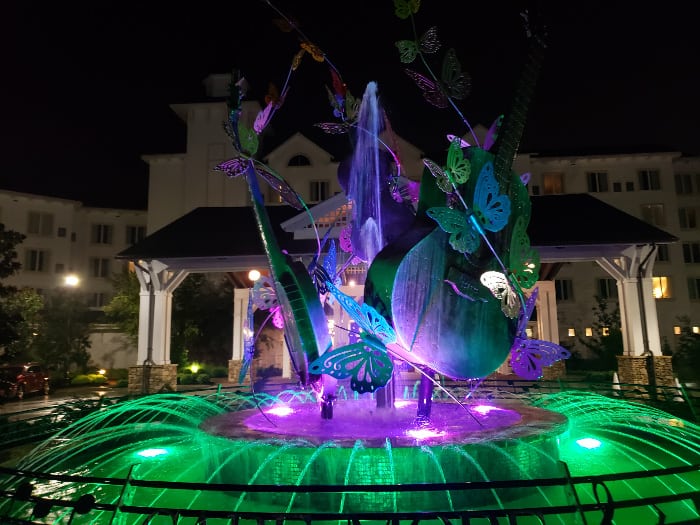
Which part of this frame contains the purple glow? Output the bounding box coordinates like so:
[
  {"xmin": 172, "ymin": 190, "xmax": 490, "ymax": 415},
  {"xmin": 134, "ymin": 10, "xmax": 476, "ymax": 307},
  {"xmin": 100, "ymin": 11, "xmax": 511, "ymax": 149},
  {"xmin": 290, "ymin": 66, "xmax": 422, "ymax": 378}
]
[
  {"xmin": 472, "ymin": 404, "xmax": 504, "ymax": 415},
  {"xmin": 265, "ymin": 405, "xmax": 294, "ymax": 417},
  {"xmin": 394, "ymin": 400, "xmax": 413, "ymax": 408},
  {"xmin": 406, "ymin": 427, "xmax": 446, "ymax": 440}
]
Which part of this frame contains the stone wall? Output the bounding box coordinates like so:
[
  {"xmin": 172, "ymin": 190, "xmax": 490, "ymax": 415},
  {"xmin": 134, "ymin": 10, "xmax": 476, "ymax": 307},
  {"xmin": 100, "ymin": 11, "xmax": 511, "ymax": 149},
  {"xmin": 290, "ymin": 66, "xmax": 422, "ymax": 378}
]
[
  {"xmin": 616, "ymin": 355, "xmax": 676, "ymax": 399},
  {"xmin": 128, "ymin": 364, "xmax": 178, "ymax": 396}
]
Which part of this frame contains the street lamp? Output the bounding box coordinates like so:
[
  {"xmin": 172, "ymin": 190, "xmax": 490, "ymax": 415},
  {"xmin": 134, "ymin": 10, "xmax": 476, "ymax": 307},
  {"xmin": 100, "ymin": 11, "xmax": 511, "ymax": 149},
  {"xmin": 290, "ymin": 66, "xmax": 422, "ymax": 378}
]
[
  {"xmin": 248, "ymin": 269, "xmax": 261, "ymax": 282},
  {"xmin": 64, "ymin": 274, "xmax": 80, "ymax": 287}
]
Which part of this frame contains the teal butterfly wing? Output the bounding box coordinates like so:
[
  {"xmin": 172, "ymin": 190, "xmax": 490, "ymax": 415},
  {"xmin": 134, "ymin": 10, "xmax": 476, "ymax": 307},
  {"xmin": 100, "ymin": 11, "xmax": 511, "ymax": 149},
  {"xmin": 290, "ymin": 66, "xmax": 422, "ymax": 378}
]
[
  {"xmin": 426, "ymin": 206, "xmax": 480, "ymax": 255},
  {"xmin": 472, "ymin": 161, "xmax": 511, "ymax": 233},
  {"xmin": 508, "ymin": 215, "xmax": 540, "ymax": 290},
  {"xmin": 309, "ymin": 280, "xmax": 396, "ymax": 393}
]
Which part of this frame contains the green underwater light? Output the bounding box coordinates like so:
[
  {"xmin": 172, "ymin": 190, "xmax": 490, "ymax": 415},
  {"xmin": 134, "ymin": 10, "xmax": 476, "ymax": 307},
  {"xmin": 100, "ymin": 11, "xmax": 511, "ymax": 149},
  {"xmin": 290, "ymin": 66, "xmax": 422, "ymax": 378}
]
[
  {"xmin": 136, "ymin": 448, "xmax": 169, "ymax": 458},
  {"xmin": 576, "ymin": 437, "xmax": 602, "ymax": 449}
]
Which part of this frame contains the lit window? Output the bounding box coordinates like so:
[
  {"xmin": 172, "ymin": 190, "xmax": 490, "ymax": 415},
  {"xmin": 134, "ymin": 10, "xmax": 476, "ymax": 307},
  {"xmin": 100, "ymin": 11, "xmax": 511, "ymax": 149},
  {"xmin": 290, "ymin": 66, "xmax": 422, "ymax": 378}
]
[
  {"xmin": 542, "ymin": 173, "xmax": 564, "ymax": 194},
  {"xmin": 585, "ymin": 327, "xmax": 593, "ymax": 337},
  {"xmin": 673, "ymin": 326, "xmax": 682, "ymax": 335},
  {"xmin": 602, "ymin": 327, "xmax": 610, "ymax": 336},
  {"xmin": 652, "ymin": 276, "xmax": 671, "ymax": 299},
  {"xmin": 525, "ymin": 328, "xmax": 533, "ymax": 337},
  {"xmin": 568, "ymin": 328, "xmax": 576, "ymax": 337}
]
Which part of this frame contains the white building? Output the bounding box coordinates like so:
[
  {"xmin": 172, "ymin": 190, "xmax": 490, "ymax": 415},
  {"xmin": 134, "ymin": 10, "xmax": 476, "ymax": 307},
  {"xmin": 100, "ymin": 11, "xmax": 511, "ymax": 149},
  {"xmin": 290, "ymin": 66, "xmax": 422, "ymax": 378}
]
[{"xmin": 0, "ymin": 189, "xmax": 146, "ymax": 369}]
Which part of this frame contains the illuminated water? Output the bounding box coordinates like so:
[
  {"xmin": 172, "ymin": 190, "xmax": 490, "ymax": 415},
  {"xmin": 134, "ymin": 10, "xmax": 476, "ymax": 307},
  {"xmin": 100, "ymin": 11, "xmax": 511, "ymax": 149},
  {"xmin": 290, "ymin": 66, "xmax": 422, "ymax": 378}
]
[{"xmin": 1, "ymin": 386, "xmax": 699, "ymax": 524}]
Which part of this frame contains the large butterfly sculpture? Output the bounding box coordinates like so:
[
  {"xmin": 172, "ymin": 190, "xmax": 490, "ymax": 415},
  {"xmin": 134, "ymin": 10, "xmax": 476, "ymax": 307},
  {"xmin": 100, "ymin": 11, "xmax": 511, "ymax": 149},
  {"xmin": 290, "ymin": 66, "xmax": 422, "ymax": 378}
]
[
  {"xmin": 214, "ymin": 156, "xmax": 304, "ymax": 210},
  {"xmin": 404, "ymin": 48, "xmax": 470, "ymax": 109},
  {"xmin": 423, "ymin": 137, "xmax": 471, "ymax": 193},
  {"xmin": 426, "ymin": 160, "xmax": 511, "ymax": 255},
  {"xmin": 509, "ymin": 287, "xmax": 571, "ymax": 380},
  {"xmin": 480, "ymin": 270, "xmax": 521, "ymax": 319},
  {"xmin": 308, "ymin": 280, "xmax": 396, "ymax": 393}
]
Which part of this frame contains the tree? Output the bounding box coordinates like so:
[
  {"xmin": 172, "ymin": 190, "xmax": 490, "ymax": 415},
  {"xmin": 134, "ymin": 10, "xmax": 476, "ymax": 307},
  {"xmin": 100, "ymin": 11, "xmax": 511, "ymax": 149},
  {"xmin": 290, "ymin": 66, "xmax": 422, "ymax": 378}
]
[
  {"xmin": 103, "ymin": 268, "xmax": 141, "ymax": 346},
  {"xmin": 103, "ymin": 270, "xmax": 234, "ymax": 367},
  {"xmin": 33, "ymin": 290, "xmax": 93, "ymax": 376},
  {"xmin": 171, "ymin": 274, "xmax": 233, "ymax": 367},
  {"xmin": 1, "ymin": 288, "xmax": 43, "ymax": 362},
  {"xmin": 576, "ymin": 295, "xmax": 623, "ymax": 370},
  {"xmin": 0, "ymin": 223, "xmax": 27, "ymax": 350}
]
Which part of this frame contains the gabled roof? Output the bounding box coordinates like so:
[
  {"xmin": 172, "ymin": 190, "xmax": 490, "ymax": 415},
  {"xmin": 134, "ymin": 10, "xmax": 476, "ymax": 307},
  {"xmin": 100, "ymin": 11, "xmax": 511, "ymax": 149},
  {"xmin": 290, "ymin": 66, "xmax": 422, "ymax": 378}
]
[{"xmin": 116, "ymin": 194, "xmax": 678, "ymax": 270}]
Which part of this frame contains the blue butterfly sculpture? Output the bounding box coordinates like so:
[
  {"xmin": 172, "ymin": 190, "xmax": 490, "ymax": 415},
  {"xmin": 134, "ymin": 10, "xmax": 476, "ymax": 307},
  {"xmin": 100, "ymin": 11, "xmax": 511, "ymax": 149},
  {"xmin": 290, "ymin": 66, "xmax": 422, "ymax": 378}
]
[
  {"xmin": 426, "ymin": 160, "xmax": 511, "ymax": 255},
  {"xmin": 510, "ymin": 287, "xmax": 571, "ymax": 380},
  {"xmin": 238, "ymin": 293, "xmax": 256, "ymax": 383},
  {"xmin": 308, "ymin": 280, "xmax": 396, "ymax": 393}
]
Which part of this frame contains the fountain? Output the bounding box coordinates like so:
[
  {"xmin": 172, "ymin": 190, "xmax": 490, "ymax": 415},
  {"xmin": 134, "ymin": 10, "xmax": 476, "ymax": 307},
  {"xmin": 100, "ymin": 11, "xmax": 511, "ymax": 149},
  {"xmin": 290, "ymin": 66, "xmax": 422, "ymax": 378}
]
[{"xmin": 1, "ymin": 4, "xmax": 699, "ymax": 524}]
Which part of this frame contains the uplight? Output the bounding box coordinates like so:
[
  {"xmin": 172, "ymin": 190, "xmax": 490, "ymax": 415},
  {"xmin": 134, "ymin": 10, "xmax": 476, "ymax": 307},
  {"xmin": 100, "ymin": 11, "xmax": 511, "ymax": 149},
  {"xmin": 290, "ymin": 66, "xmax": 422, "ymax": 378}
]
[
  {"xmin": 137, "ymin": 448, "xmax": 169, "ymax": 458},
  {"xmin": 576, "ymin": 438, "xmax": 601, "ymax": 449}
]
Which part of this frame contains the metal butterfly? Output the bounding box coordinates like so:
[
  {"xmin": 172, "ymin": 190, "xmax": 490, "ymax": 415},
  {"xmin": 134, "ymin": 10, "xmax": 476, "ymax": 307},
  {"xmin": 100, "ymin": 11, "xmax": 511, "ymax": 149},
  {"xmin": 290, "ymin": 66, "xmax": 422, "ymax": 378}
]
[
  {"xmin": 508, "ymin": 215, "xmax": 540, "ymax": 290},
  {"xmin": 510, "ymin": 287, "xmax": 571, "ymax": 380},
  {"xmin": 480, "ymin": 270, "xmax": 521, "ymax": 319},
  {"xmin": 426, "ymin": 160, "xmax": 511, "ymax": 255},
  {"xmin": 395, "ymin": 26, "xmax": 440, "ymax": 63},
  {"xmin": 393, "ymin": 0, "xmax": 421, "ymax": 19},
  {"xmin": 251, "ymin": 275, "xmax": 284, "ymax": 329},
  {"xmin": 214, "ymin": 156, "xmax": 304, "ymax": 210},
  {"xmin": 308, "ymin": 280, "xmax": 396, "ymax": 393},
  {"xmin": 404, "ymin": 48, "xmax": 469, "ymax": 108},
  {"xmin": 423, "ymin": 136, "xmax": 471, "ymax": 193}
]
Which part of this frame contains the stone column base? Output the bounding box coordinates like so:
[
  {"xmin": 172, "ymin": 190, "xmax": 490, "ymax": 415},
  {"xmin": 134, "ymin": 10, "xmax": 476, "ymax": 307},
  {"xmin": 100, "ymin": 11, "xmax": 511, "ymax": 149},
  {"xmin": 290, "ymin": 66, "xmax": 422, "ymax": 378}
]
[
  {"xmin": 542, "ymin": 360, "xmax": 567, "ymax": 380},
  {"xmin": 228, "ymin": 359, "xmax": 245, "ymax": 385},
  {"xmin": 616, "ymin": 355, "xmax": 675, "ymax": 399},
  {"xmin": 128, "ymin": 364, "xmax": 178, "ymax": 396}
]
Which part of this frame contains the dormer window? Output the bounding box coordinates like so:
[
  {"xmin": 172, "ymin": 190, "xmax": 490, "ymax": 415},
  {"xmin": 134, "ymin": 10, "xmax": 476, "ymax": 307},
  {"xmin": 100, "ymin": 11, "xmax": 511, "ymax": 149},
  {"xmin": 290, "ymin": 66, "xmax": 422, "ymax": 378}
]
[{"xmin": 288, "ymin": 154, "xmax": 311, "ymax": 167}]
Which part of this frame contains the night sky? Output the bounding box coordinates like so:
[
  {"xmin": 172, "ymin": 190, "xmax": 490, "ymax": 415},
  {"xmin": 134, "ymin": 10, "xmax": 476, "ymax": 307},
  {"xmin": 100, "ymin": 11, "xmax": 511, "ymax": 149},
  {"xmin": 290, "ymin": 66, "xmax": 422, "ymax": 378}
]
[{"xmin": 2, "ymin": 1, "xmax": 698, "ymax": 210}]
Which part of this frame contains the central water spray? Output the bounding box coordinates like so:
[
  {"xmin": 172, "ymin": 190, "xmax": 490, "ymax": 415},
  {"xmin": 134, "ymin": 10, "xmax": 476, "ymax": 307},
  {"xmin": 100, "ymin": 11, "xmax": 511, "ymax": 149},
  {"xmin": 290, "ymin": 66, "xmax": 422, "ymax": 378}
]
[{"xmin": 348, "ymin": 81, "xmax": 384, "ymax": 264}]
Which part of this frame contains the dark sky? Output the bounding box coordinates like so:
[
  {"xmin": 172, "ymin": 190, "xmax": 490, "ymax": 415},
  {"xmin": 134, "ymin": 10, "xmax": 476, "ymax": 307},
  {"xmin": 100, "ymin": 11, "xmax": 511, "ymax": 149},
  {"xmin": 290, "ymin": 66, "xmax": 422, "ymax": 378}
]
[{"xmin": 2, "ymin": 1, "xmax": 698, "ymax": 209}]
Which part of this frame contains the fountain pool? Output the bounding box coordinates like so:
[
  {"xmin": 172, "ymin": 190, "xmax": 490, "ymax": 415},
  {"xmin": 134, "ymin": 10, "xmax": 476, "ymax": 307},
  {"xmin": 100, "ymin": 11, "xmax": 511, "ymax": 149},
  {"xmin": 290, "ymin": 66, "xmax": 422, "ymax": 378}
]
[{"xmin": 1, "ymin": 386, "xmax": 699, "ymax": 524}]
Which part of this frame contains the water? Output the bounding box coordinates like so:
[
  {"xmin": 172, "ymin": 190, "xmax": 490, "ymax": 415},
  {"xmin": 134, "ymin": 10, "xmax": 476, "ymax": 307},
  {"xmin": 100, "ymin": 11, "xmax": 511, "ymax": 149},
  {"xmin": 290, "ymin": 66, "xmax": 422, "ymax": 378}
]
[
  {"xmin": 1, "ymin": 387, "xmax": 699, "ymax": 523},
  {"xmin": 348, "ymin": 81, "xmax": 384, "ymax": 264}
]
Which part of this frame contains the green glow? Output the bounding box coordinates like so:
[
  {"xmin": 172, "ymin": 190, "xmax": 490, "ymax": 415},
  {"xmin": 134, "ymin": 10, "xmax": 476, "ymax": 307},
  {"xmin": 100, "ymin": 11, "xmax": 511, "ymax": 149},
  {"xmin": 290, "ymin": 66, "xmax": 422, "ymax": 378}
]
[
  {"xmin": 576, "ymin": 437, "xmax": 601, "ymax": 449},
  {"xmin": 136, "ymin": 448, "xmax": 169, "ymax": 458}
]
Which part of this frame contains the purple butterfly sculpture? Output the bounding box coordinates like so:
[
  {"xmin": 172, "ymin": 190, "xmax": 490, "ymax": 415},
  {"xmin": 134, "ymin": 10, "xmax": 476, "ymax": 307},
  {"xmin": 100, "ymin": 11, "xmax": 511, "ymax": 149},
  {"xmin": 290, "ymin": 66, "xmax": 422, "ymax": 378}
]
[{"xmin": 510, "ymin": 287, "xmax": 571, "ymax": 380}]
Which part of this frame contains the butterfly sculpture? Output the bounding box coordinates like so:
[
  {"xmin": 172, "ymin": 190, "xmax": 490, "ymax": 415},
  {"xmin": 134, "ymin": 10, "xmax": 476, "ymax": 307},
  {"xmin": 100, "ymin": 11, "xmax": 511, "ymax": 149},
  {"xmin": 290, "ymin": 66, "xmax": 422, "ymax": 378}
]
[
  {"xmin": 423, "ymin": 137, "xmax": 471, "ymax": 193},
  {"xmin": 215, "ymin": 156, "xmax": 304, "ymax": 210},
  {"xmin": 251, "ymin": 275, "xmax": 284, "ymax": 330},
  {"xmin": 308, "ymin": 280, "xmax": 396, "ymax": 393},
  {"xmin": 426, "ymin": 160, "xmax": 511, "ymax": 255},
  {"xmin": 393, "ymin": 0, "xmax": 421, "ymax": 19},
  {"xmin": 239, "ymin": 293, "xmax": 256, "ymax": 383},
  {"xmin": 509, "ymin": 287, "xmax": 571, "ymax": 380},
  {"xmin": 480, "ymin": 270, "xmax": 521, "ymax": 319},
  {"xmin": 404, "ymin": 48, "xmax": 470, "ymax": 108},
  {"xmin": 508, "ymin": 215, "xmax": 540, "ymax": 290},
  {"xmin": 395, "ymin": 26, "xmax": 440, "ymax": 63}
]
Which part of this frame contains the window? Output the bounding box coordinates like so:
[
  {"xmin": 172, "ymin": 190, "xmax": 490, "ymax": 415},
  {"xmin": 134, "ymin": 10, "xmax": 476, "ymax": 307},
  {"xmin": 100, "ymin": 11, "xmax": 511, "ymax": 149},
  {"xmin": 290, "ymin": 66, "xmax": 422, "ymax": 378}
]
[
  {"xmin": 602, "ymin": 327, "xmax": 610, "ymax": 336},
  {"xmin": 674, "ymin": 325, "xmax": 682, "ymax": 335},
  {"xmin": 586, "ymin": 171, "xmax": 608, "ymax": 192},
  {"xmin": 91, "ymin": 224, "xmax": 113, "ymax": 244},
  {"xmin": 309, "ymin": 180, "xmax": 330, "ymax": 202},
  {"xmin": 585, "ymin": 327, "xmax": 593, "ymax": 337},
  {"xmin": 567, "ymin": 328, "xmax": 576, "ymax": 337},
  {"xmin": 555, "ymin": 279, "xmax": 574, "ymax": 301},
  {"xmin": 626, "ymin": 181, "xmax": 635, "ymax": 191},
  {"xmin": 596, "ymin": 278, "xmax": 618, "ymax": 299},
  {"xmin": 678, "ymin": 207, "xmax": 698, "ymax": 229},
  {"xmin": 88, "ymin": 293, "xmax": 108, "ymax": 308},
  {"xmin": 641, "ymin": 204, "xmax": 665, "ymax": 226},
  {"xmin": 613, "ymin": 182, "xmax": 622, "ymax": 192},
  {"xmin": 675, "ymin": 173, "xmax": 695, "ymax": 194},
  {"xmin": 683, "ymin": 243, "xmax": 700, "ymax": 263},
  {"xmin": 652, "ymin": 276, "xmax": 671, "ymax": 299},
  {"xmin": 638, "ymin": 169, "xmax": 661, "ymax": 190},
  {"xmin": 542, "ymin": 173, "xmax": 564, "ymax": 194},
  {"xmin": 57, "ymin": 227, "xmax": 67, "ymax": 237},
  {"xmin": 687, "ymin": 277, "xmax": 700, "ymax": 300},
  {"xmin": 25, "ymin": 249, "xmax": 48, "ymax": 272},
  {"xmin": 27, "ymin": 212, "xmax": 54, "ymax": 236},
  {"xmin": 288, "ymin": 154, "xmax": 311, "ymax": 167},
  {"xmin": 126, "ymin": 225, "xmax": 146, "ymax": 245},
  {"xmin": 656, "ymin": 244, "xmax": 670, "ymax": 262},
  {"xmin": 90, "ymin": 258, "xmax": 111, "ymax": 278}
]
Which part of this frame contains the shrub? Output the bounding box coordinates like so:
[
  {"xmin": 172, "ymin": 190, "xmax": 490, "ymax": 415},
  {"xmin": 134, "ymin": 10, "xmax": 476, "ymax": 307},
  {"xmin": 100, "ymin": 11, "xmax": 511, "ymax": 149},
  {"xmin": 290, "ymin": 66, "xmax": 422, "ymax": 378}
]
[{"xmin": 71, "ymin": 374, "xmax": 108, "ymax": 386}]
